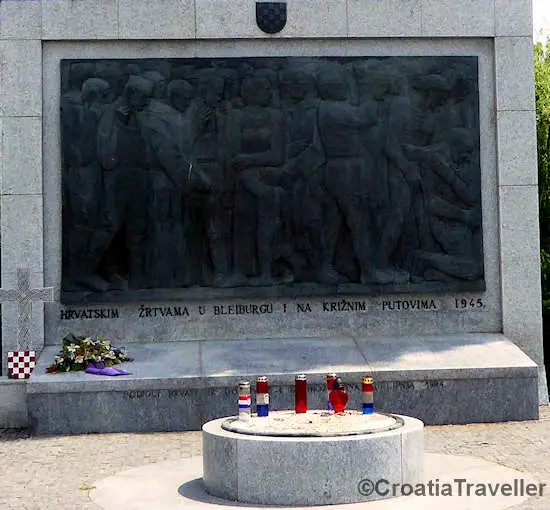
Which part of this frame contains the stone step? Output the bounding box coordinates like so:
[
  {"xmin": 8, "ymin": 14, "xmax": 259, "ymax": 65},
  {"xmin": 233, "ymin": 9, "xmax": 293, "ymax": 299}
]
[
  {"xmin": 27, "ymin": 333, "xmax": 538, "ymax": 434},
  {"xmin": 0, "ymin": 378, "xmax": 28, "ymax": 428}
]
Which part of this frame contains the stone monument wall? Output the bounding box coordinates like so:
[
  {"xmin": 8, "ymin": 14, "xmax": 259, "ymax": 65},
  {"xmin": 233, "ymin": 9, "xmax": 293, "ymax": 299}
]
[
  {"xmin": 43, "ymin": 39, "xmax": 498, "ymax": 343},
  {"xmin": 0, "ymin": 0, "xmax": 546, "ymax": 402}
]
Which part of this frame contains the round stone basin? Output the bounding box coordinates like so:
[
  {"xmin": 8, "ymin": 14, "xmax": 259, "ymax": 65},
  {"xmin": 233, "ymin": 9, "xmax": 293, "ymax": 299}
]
[
  {"xmin": 222, "ymin": 410, "xmax": 403, "ymax": 437},
  {"xmin": 203, "ymin": 410, "xmax": 424, "ymax": 506}
]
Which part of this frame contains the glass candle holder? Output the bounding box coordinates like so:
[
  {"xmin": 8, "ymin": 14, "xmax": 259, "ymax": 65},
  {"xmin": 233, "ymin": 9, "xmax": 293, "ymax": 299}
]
[
  {"xmin": 256, "ymin": 376, "xmax": 269, "ymax": 417},
  {"xmin": 329, "ymin": 377, "xmax": 348, "ymax": 414},
  {"xmin": 295, "ymin": 374, "xmax": 307, "ymax": 413}
]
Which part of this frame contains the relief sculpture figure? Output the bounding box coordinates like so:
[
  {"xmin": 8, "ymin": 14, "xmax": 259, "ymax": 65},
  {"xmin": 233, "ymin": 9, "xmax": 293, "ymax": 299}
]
[
  {"xmin": 94, "ymin": 75, "xmax": 209, "ymax": 289},
  {"xmin": 354, "ymin": 62, "xmax": 412, "ymax": 284},
  {"xmin": 317, "ymin": 64, "xmax": 392, "ymax": 285},
  {"xmin": 63, "ymin": 76, "xmax": 112, "ymax": 291},
  {"xmin": 137, "ymin": 80, "xmax": 212, "ymax": 288},
  {"xmin": 192, "ymin": 69, "xmax": 234, "ymax": 287},
  {"xmin": 92, "ymin": 75, "xmax": 156, "ymax": 290},
  {"xmin": 279, "ymin": 67, "xmax": 327, "ymax": 282},
  {"xmin": 229, "ymin": 69, "xmax": 285, "ymax": 285},
  {"xmin": 404, "ymin": 128, "xmax": 482, "ymax": 281},
  {"xmin": 373, "ymin": 67, "xmax": 420, "ymax": 283}
]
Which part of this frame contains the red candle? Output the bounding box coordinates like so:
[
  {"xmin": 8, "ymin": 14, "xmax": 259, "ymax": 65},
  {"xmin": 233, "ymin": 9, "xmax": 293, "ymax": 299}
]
[
  {"xmin": 295, "ymin": 374, "xmax": 307, "ymax": 414},
  {"xmin": 256, "ymin": 376, "xmax": 269, "ymax": 417},
  {"xmin": 329, "ymin": 377, "xmax": 349, "ymax": 414},
  {"xmin": 256, "ymin": 376, "xmax": 269, "ymax": 394}
]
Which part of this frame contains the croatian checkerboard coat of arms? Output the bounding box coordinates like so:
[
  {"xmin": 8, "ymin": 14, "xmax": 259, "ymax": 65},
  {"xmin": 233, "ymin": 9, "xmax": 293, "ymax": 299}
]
[
  {"xmin": 256, "ymin": 1, "xmax": 287, "ymax": 34},
  {"xmin": 7, "ymin": 351, "xmax": 37, "ymax": 379}
]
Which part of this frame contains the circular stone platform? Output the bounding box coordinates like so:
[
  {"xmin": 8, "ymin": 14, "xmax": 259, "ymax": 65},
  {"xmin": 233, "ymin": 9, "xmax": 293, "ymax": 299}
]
[
  {"xmin": 222, "ymin": 410, "xmax": 403, "ymax": 437},
  {"xmin": 203, "ymin": 411, "xmax": 424, "ymax": 506},
  {"xmin": 89, "ymin": 454, "xmax": 538, "ymax": 510}
]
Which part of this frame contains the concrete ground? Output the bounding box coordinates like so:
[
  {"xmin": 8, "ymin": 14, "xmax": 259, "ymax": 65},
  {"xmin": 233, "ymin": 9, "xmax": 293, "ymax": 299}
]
[{"xmin": 1, "ymin": 407, "xmax": 550, "ymax": 510}]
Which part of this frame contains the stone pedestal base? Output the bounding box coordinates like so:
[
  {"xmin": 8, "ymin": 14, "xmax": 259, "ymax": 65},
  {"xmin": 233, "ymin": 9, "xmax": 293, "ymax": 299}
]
[
  {"xmin": 26, "ymin": 334, "xmax": 538, "ymax": 434},
  {"xmin": 202, "ymin": 412, "xmax": 424, "ymax": 506}
]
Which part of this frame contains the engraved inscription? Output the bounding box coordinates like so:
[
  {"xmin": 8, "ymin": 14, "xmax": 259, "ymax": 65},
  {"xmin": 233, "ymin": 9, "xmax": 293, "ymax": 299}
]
[
  {"xmin": 454, "ymin": 297, "xmax": 485, "ymax": 309},
  {"xmin": 60, "ymin": 308, "xmax": 120, "ymax": 320},
  {"xmin": 58, "ymin": 296, "xmax": 489, "ymax": 321},
  {"xmin": 213, "ymin": 303, "xmax": 273, "ymax": 315},
  {"xmin": 381, "ymin": 299, "xmax": 439, "ymax": 311},
  {"xmin": 124, "ymin": 389, "xmax": 190, "ymax": 400}
]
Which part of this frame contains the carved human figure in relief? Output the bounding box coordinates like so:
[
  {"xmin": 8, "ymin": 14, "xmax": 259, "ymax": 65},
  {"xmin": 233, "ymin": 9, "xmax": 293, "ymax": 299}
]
[
  {"xmin": 228, "ymin": 69, "xmax": 286, "ymax": 285},
  {"xmin": 88, "ymin": 75, "xmax": 156, "ymax": 289},
  {"xmin": 191, "ymin": 69, "xmax": 236, "ymax": 287},
  {"xmin": 165, "ymin": 78, "xmax": 205, "ymax": 285},
  {"xmin": 317, "ymin": 64, "xmax": 399, "ymax": 285},
  {"xmin": 354, "ymin": 63, "xmax": 415, "ymax": 284},
  {"xmin": 95, "ymin": 75, "xmax": 210, "ymax": 289},
  {"xmin": 404, "ymin": 127, "xmax": 482, "ymax": 281},
  {"xmin": 139, "ymin": 78, "xmax": 212, "ymax": 288},
  {"xmin": 278, "ymin": 67, "xmax": 327, "ymax": 282},
  {"xmin": 63, "ymin": 76, "xmax": 112, "ymax": 292}
]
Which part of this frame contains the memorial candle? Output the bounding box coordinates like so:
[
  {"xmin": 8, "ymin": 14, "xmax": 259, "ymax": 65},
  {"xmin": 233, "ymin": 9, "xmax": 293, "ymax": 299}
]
[
  {"xmin": 362, "ymin": 376, "xmax": 374, "ymax": 415},
  {"xmin": 256, "ymin": 376, "xmax": 269, "ymax": 417},
  {"xmin": 329, "ymin": 377, "xmax": 348, "ymax": 414},
  {"xmin": 238, "ymin": 381, "xmax": 251, "ymax": 421},
  {"xmin": 295, "ymin": 374, "xmax": 307, "ymax": 414}
]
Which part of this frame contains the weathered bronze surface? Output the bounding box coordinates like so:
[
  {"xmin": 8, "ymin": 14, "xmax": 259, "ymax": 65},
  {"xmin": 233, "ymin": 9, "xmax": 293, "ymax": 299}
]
[{"xmin": 60, "ymin": 57, "xmax": 483, "ymax": 303}]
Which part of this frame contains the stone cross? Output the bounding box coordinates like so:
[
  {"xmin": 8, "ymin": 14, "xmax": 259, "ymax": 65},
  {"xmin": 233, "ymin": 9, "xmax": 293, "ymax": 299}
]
[{"xmin": 0, "ymin": 269, "xmax": 54, "ymax": 351}]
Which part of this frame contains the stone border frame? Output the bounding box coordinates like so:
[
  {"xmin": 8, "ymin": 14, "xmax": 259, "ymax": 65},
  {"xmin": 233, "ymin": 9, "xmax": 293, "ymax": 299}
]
[
  {"xmin": 41, "ymin": 38, "xmax": 499, "ymax": 348},
  {"xmin": 0, "ymin": 0, "xmax": 546, "ymax": 409}
]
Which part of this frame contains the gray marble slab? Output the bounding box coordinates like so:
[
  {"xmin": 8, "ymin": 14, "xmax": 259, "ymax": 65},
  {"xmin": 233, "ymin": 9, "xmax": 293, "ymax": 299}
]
[
  {"xmin": 1, "ymin": 195, "xmax": 44, "ymax": 275},
  {"xmin": 497, "ymin": 110, "xmax": 538, "ymax": 186},
  {"xmin": 118, "ymin": 0, "xmax": 195, "ymax": 39},
  {"xmin": 28, "ymin": 388, "xmax": 203, "ymax": 435},
  {"xmin": 201, "ymin": 337, "xmax": 369, "ymax": 379},
  {"xmin": 26, "ymin": 334, "xmax": 539, "ymax": 433},
  {"xmin": 495, "ymin": 36, "xmax": 536, "ymax": 111},
  {"xmin": 42, "ymin": 0, "xmax": 118, "ymax": 40},
  {"xmin": 421, "ymin": 0, "xmax": 495, "ymax": 36},
  {"xmin": 28, "ymin": 343, "xmax": 201, "ymax": 393},
  {"xmin": 373, "ymin": 376, "xmax": 538, "ymax": 425},
  {"xmin": 0, "ymin": 0, "xmax": 41, "ymax": 40},
  {"xmin": 348, "ymin": 0, "xmax": 421, "ymax": 37},
  {"xmin": 499, "ymin": 187, "xmax": 545, "ymax": 383},
  {"xmin": 0, "ymin": 379, "xmax": 28, "ymax": 427},
  {"xmin": 495, "ymin": 0, "xmax": 533, "ymax": 36},
  {"xmin": 355, "ymin": 333, "xmax": 538, "ymax": 380},
  {"xmin": 0, "ymin": 40, "xmax": 41, "ymax": 116},
  {"xmin": 1, "ymin": 117, "xmax": 42, "ymax": 194}
]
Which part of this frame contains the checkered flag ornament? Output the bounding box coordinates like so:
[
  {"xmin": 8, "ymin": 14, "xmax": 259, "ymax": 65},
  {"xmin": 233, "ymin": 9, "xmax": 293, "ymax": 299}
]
[
  {"xmin": 256, "ymin": 1, "xmax": 287, "ymax": 34},
  {"xmin": 7, "ymin": 351, "xmax": 36, "ymax": 379}
]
